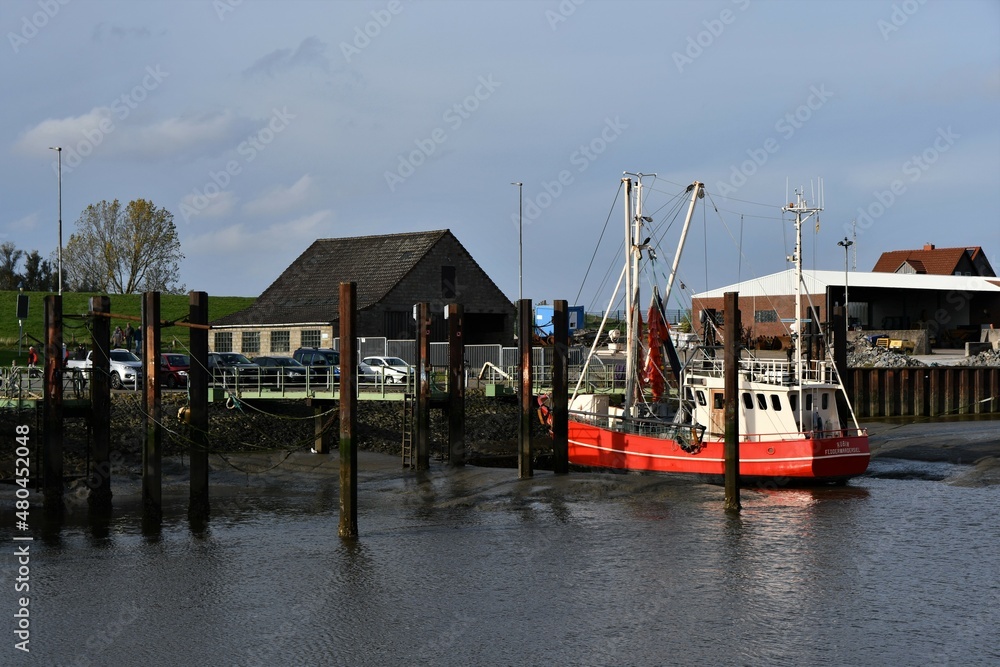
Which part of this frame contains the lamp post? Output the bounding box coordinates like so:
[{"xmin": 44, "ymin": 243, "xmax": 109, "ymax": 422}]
[
  {"xmin": 511, "ymin": 182, "xmax": 523, "ymax": 302},
  {"xmin": 838, "ymin": 236, "xmax": 853, "ymax": 333},
  {"xmin": 48, "ymin": 146, "xmax": 63, "ymax": 295}
]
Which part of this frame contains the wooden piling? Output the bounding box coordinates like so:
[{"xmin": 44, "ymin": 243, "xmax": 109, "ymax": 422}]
[
  {"xmin": 89, "ymin": 296, "xmax": 112, "ymax": 509},
  {"xmin": 447, "ymin": 303, "xmax": 465, "ymax": 466},
  {"xmin": 142, "ymin": 291, "xmax": 162, "ymax": 522},
  {"xmin": 312, "ymin": 403, "xmax": 334, "ymax": 454},
  {"xmin": 339, "ymin": 282, "xmax": 358, "ymax": 538},
  {"xmin": 42, "ymin": 295, "xmax": 63, "ymax": 503},
  {"xmin": 723, "ymin": 292, "xmax": 740, "ymax": 511},
  {"xmin": 188, "ymin": 291, "xmax": 210, "ymax": 517},
  {"xmin": 552, "ymin": 300, "xmax": 569, "ymax": 474},
  {"xmin": 415, "ymin": 302, "xmax": 431, "ymax": 470},
  {"xmin": 518, "ymin": 299, "xmax": 533, "ymax": 479}
]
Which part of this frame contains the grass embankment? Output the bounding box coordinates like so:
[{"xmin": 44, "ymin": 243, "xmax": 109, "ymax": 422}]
[{"xmin": 0, "ymin": 290, "xmax": 255, "ymax": 365}]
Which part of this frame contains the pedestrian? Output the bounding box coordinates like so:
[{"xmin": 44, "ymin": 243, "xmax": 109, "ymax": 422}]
[
  {"xmin": 112, "ymin": 326, "xmax": 124, "ymax": 348},
  {"xmin": 134, "ymin": 325, "xmax": 143, "ymax": 357},
  {"xmin": 125, "ymin": 324, "xmax": 135, "ymax": 350},
  {"xmin": 27, "ymin": 346, "xmax": 39, "ymax": 378}
]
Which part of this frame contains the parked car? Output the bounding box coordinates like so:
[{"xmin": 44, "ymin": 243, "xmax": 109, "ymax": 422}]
[
  {"xmin": 160, "ymin": 353, "xmax": 190, "ymax": 388},
  {"xmin": 254, "ymin": 355, "xmax": 309, "ymax": 388},
  {"xmin": 292, "ymin": 348, "xmax": 341, "ymax": 383},
  {"xmin": 66, "ymin": 348, "xmax": 143, "ymax": 389},
  {"xmin": 359, "ymin": 356, "xmax": 412, "ymax": 384},
  {"xmin": 207, "ymin": 352, "xmax": 260, "ymax": 385}
]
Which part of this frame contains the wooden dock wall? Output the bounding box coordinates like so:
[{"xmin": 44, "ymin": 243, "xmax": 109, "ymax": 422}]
[{"xmin": 848, "ymin": 366, "xmax": 1000, "ymax": 418}]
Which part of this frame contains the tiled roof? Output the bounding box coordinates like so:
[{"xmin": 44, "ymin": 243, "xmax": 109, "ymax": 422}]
[
  {"xmin": 213, "ymin": 230, "xmax": 452, "ymax": 326},
  {"xmin": 872, "ymin": 246, "xmax": 975, "ymax": 275}
]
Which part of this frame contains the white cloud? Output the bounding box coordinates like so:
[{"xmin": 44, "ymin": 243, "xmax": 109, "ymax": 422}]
[
  {"xmin": 4, "ymin": 213, "xmax": 40, "ymax": 233},
  {"xmin": 242, "ymin": 175, "xmax": 314, "ymax": 216},
  {"xmin": 180, "ymin": 189, "xmax": 237, "ymax": 220},
  {"xmin": 186, "ymin": 209, "xmax": 333, "ymax": 255}
]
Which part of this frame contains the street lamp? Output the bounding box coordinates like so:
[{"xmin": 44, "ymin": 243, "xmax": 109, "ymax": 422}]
[
  {"xmin": 48, "ymin": 146, "xmax": 62, "ymax": 295},
  {"xmin": 511, "ymin": 182, "xmax": 523, "ymax": 302},
  {"xmin": 838, "ymin": 236, "xmax": 854, "ymax": 333}
]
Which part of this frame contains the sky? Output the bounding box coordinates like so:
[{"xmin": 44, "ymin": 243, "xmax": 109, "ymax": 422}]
[{"xmin": 2, "ymin": 0, "xmax": 998, "ymax": 315}]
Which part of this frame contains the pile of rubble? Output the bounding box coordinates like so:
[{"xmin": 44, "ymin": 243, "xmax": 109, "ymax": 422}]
[
  {"xmin": 955, "ymin": 347, "xmax": 1000, "ymax": 367},
  {"xmin": 847, "ymin": 341, "xmax": 924, "ymax": 368}
]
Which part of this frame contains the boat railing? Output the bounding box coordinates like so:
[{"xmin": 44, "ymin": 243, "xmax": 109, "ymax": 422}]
[
  {"xmin": 732, "ymin": 426, "xmax": 868, "ymax": 442},
  {"xmin": 686, "ymin": 355, "xmax": 838, "ymax": 385},
  {"xmin": 570, "ymin": 408, "xmax": 705, "ymax": 444}
]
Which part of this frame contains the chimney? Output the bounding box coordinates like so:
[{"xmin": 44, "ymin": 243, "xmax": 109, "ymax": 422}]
[{"xmin": 923, "ymin": 243, "xmax": 935, "ymax": 251}]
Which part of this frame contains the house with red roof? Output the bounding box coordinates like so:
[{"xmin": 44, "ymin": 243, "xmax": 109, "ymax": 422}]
[{"xmin": 872, "ymin": 244, "xmax": 995, "ymax": 277}]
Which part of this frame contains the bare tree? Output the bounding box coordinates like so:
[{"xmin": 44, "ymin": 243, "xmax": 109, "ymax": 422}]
[{"xmin": 63, "ymin": 198, "xmax": 184, "ymax": 294}]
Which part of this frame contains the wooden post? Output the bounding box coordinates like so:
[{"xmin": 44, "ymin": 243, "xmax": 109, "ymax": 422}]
[
  {"xmin": 312, "ymin": 403, "xmax": 334, "ymax": 454},
  {"xmin": 723, "ymin": 292, "xmax": 741, "ymax": 511},
  {"xmin": 415, "ymin": 302, "xmax": 431, "ymax": 470},
  {"xmin": 339, "ymin": 282, "xmax": 358, "ymax": 538},
  {"xmin": 42, "ymin": 294, "xmax": 63, "ymax": 503},
  {"xmin": 188, "ymin": 291, "xmax": 210, "ymax": 517},
  {"xmin": 552, "ymin": 300, "xmax": 569, "ymax": 474},
  {"xmin": 518, "ymin": 299, "xmax": 533, "ymax": 479},
  {"xmin": 89, "ymin": 296, "xmax": 112, "ymax": 510},
  {"xmin": 447, "ymin": 303, "xmax": 465, "ymax": 466},
  {"xmin": 142, "ymin": 291, "xmax": 162, "ymax": 523}
]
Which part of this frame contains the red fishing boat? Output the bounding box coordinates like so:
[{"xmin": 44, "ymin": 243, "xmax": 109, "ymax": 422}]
[{"xmin": 563, "ymin": 177, "xmax": 870, "ymax": 483}]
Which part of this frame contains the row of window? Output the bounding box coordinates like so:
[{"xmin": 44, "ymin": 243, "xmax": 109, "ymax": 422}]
[
  {"xmin": 213, "ymin": 330, "xmax": 322, "ymax": 355},
  {"xmin": 693, "ymin": 388, "xmax": 829, "ymax": 413}
]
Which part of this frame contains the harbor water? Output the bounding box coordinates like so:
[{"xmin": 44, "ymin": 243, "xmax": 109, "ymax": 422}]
[{"xmin": 3, "ymin": 452, "xmax": 998, "ymax": 666}]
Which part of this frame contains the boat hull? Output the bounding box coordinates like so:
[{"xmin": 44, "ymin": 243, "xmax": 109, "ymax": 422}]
[{"xmin": 567, "ymin": 420, "xmax": 870, "ymax": 481}]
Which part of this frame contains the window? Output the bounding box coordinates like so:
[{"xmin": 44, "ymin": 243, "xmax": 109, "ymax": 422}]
[
  {"xmin": 805, "ymin": 393, "xmax": 813, "ymax": 411},
  {"xmin": 696, "ymin": 390, "xmax": 707, "ymax": 406},
  {"xmin": 821, "ymin": 393, "xmax": 829, "ymax": 410},
  {"xmin": 214, "ymin": 332, "xmax": 232, "ymax": 353},
  {"xmin": 754, "ymin": 309, "xmax": 778, "ymax": 323},
  {"xmin": 301, "ymin": 329, "xmax": 321, "ymax": 348},
  {"xmin": 713, "ymin": 393, "xmax": 724, "ymax": 410},
  {"xmin": 441, "ymin": 265, "xmax": 456, "ymax": 299},
  {"xmin": 770, "ymin": 394, "xmax": 782, "ymax": 411},
  {"xmin": 756, "ymin": 393, "xmax": 767, "ymax": 410},
  {"xmin": 742, "ymin": 392, "xmax": 753, "ymax": 409},
  {"xmin": 242, "ymin": 331, "xmax": 260, "ymax": 355},
  {"xmin": 271, "ymin": 330, "xmax": 290, "ymax": 353},
  {"xmin": 789, "ymin": 394, "xmax": 798, "ymax": 412}
]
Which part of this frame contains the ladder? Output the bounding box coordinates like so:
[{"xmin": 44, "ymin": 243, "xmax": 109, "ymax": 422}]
[{"xmin": 401, "ymin": 392, "xmax": 414, "ymax": 468}]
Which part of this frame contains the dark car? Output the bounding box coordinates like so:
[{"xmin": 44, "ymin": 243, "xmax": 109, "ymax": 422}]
[
  {"xmin": 207, "ymin": 352, "xmax": 260, "ymax": 385},
  {"xmin": 254, "ymin": 355, "xmax": 309, "ymax": 388},
  {"xmin": 160, "ymin": 353, "xmax": 190, "ymax": 388},
  {"xmin": 292, "ymin": 348, "xmax": 341, "ymax": 385}
]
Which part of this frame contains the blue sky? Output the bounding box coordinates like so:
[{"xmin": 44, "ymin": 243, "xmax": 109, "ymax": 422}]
[{"xmin": 3, "ymin": 0, "xmax": 998, "ymax": 314}]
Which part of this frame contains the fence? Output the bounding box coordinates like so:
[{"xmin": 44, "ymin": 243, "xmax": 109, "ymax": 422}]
[{"xmin": 848, "ymin": 366, "xmax": 1000, "ymax": 418}]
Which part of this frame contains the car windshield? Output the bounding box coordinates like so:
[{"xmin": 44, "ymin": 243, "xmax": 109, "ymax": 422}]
[
  {"xmin": 164, "ymin": 355, "xmax": 188, "ymax": 366},
  {"xmin": 322, "ymin": 352, "xmax": 340, "ymax": 364},
  {"xmin": 221, "ymin": 353, "xmax": 253, "ymax": 364},
  {"xmin": 111, "ymin": 350, "xmax": 140, "ymax": 362},
  {"xmin": 384, "ymin": 357, "xmax": 407, "ymax": 366},
  {"xmin": 274, "ymin": 358, "xmax": 301, "ymax": 367}
]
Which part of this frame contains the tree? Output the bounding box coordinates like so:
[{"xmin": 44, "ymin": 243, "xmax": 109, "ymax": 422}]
[
  {"xmin": 63, "ymin": 198, "xmax": 185, "ymax": 294},
  {"xmin": 0, "ymin": 241, "xmax": 24, "ymax": 290},
  {"xmin": 22, "ymin": 250, "xmax": 54, "ymax": 291}
]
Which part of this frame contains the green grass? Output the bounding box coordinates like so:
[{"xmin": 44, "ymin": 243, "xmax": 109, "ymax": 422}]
[{"xmin": 0, "ymin": 290, "xmax": 255, "ymax": 365}]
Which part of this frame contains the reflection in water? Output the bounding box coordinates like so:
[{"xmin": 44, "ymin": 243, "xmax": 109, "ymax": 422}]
[{"xmin": 8, "ymin": 465, "xmax": 999, "ymax": 666}]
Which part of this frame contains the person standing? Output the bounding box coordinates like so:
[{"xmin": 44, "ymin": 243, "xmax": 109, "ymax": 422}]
[
  {"xmin": 125, "ymin": 324, "xmax": 135, "ymax": 351},
  {"xmin": 112, "ymin": 326, "xmax": 124, "ymax": 348},
  {"xmin": 134, "ymin": 324, "xmax": 143, "ymax": 357}
]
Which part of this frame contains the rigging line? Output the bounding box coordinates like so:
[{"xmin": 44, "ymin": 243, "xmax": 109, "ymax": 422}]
[
  {"xmin": 738, "ymin": 214, "xmax": 744, "ymax": 283},
  {"xmin": 574, "ymin": 180, "xmax": 624, "ymax": 308},
  {"xmin": 701, "ymin": 186, "xmax": 786, "ymax": 209}
]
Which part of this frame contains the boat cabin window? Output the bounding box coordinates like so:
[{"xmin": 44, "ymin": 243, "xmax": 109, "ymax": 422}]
[
  {"xmin": 684, "ymin": 387, "xmax": 694, "ymax": 402},
  {"xmin": 742, "ymin": 392, "xmax": 753, "ymax": 409},
  {"xmin": 822, "ymin": 393, "xmax": 829, "ymax": 410},
  {"xmin": 756, "ymin": 393, "xmax": 767, "ymax": 410},
  {"xmin": 789, "ymin": 394, "xmax": 798, "ymax": 411},
  {"xmin": 696, "ymin": 390, "xmax": 707, "ymax": 406},
  {"xmin": 805, "ymin": 393, "xmax": 813, "ymax": 411},
  {"xmin": 770, "ymin": 394, "xmax": 782, "ymax": 411},
  {"xmin": 713, "ymin": 393, "xmax": 724, "ymax": 410}
]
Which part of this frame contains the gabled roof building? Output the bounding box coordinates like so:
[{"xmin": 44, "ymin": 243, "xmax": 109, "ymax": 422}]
[
  {"xmin": 873, "ymin": 244, "xmax": 996, "ymax": 277},
  {"xmin": 212, "ymin": 229, "xmax": 515, "ymax": 355}
]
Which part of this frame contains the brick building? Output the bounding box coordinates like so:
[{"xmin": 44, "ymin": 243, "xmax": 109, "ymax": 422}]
[{"xmin": 211, "ymin": 229, "xmax": 515, "ymax": 355}]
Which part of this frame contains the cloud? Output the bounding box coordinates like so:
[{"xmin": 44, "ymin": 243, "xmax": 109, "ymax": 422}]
[
  {"xmin": 91, "ymin": 23, "xmax": 157, "ymax": 42},
  {"xmin": 243, "ymin": 36, "xmax": 331, "ymax": 78},
  {"xmin": 187, "ymin": 209, "xmax": 333, "ymax": 255},
  {"xmin": 12, "ymin": 109, "xmax": 244, "ymax": 161},
  {"xmin": 242, "ymin": 175, "xmax": 314, "ymax": 216},
  {"xmin": 180, "ymin": 189, "xmax": 237, "ymax": 220},
  {"xmin": 4, "ymin": 213, "xmax": 39, "ymax": 233}
]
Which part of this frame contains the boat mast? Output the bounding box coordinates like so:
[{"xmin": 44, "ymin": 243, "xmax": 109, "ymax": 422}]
[
  {"xmin": 782, "ymin": 188, "xmax": 822, "ymax": 429},
  {"xmin": 623, "ymin": 176, "xmax": 639, "ymax": 419},
  {"xmin": 663, "ymin": 181, "xmax": 704, "ymax": 304}
]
